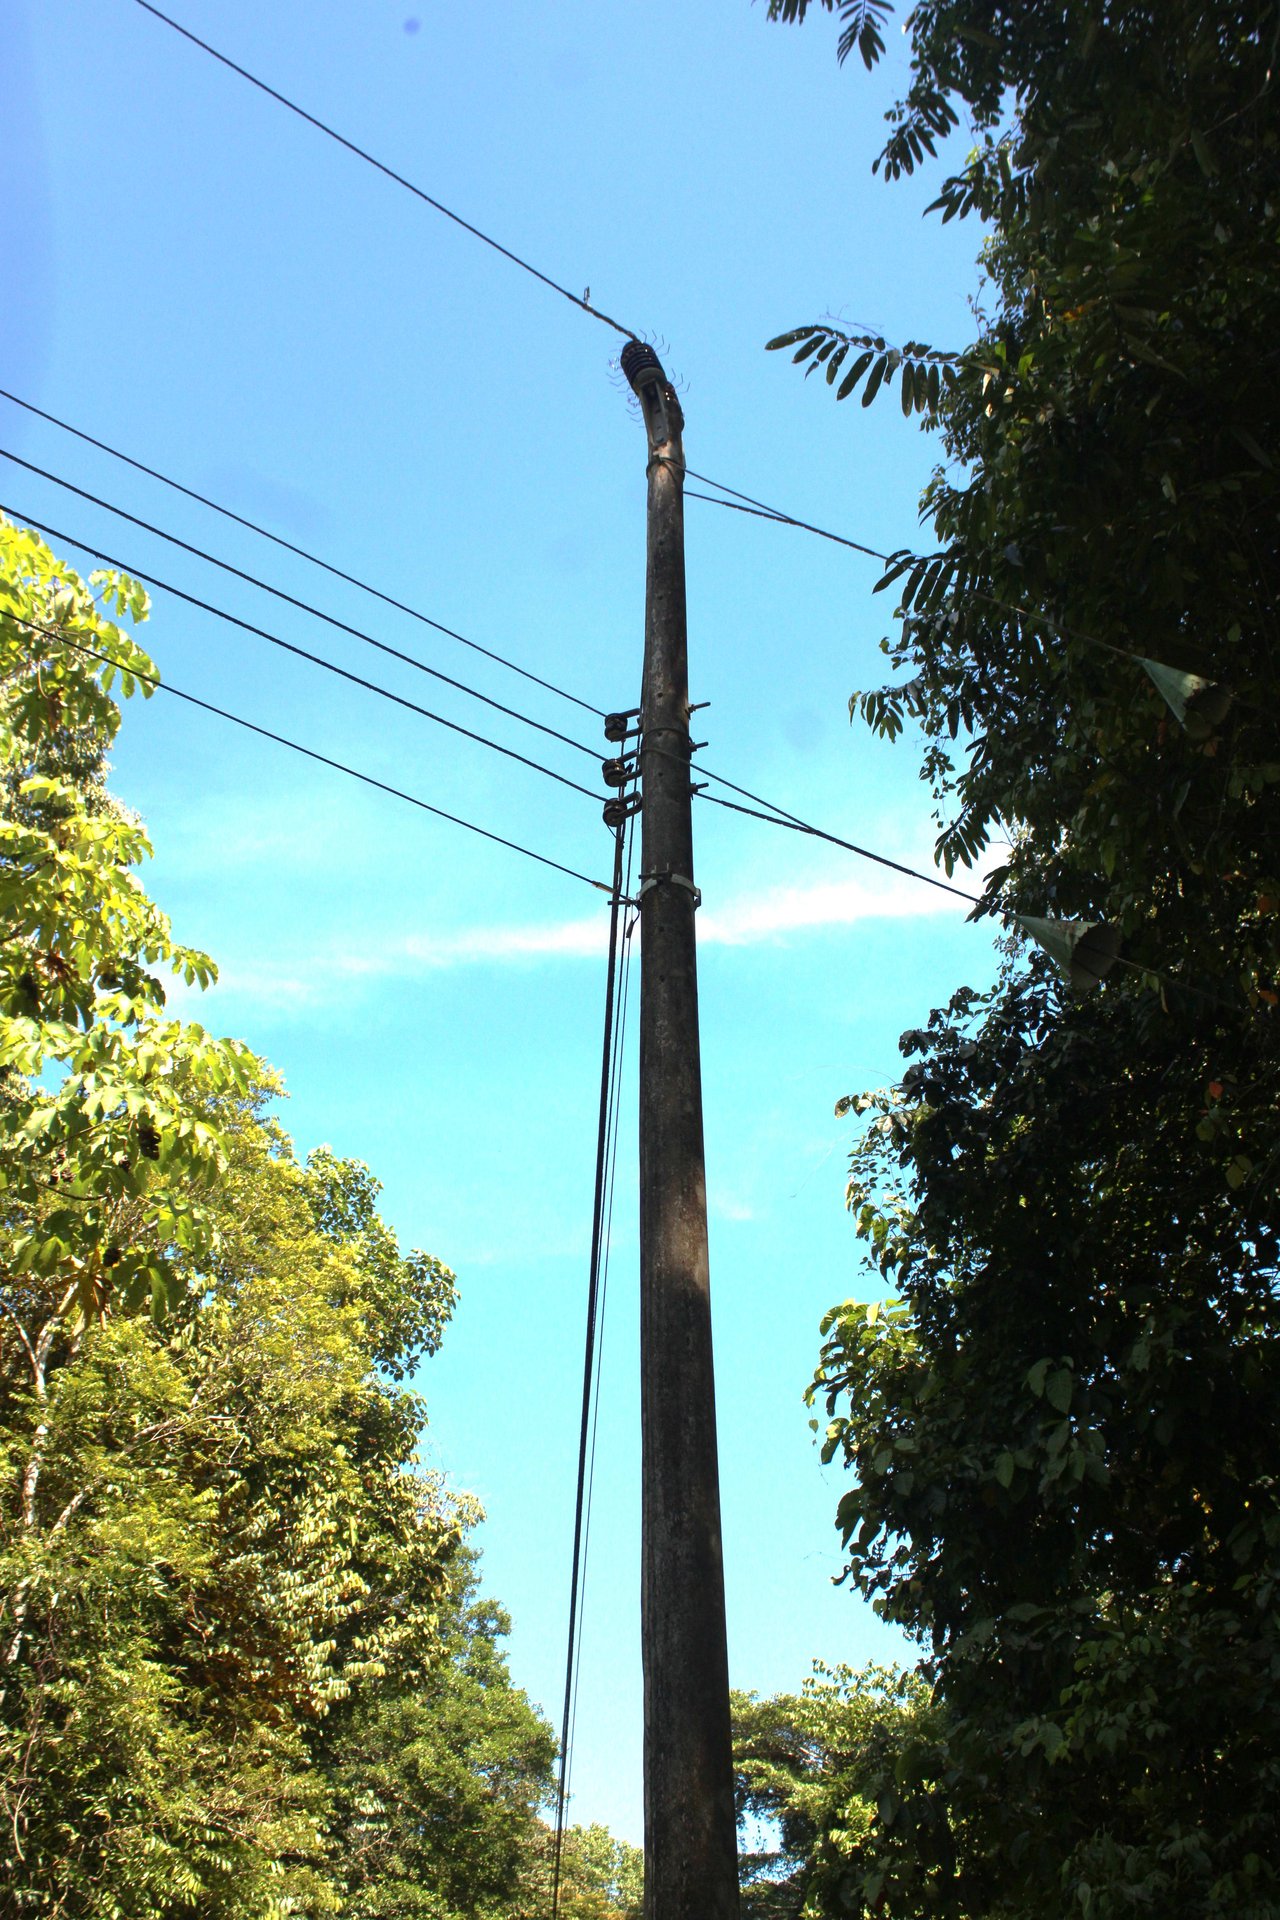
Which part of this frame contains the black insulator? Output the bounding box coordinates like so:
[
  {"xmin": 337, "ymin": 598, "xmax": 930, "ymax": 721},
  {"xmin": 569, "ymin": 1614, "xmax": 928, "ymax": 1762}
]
[
  {"xmin": 604, "ymin": 708, "xmax": 642, "ymax": 743},
  {"xmin": 621, "ymin": 340, "xmax": 663, "ymax": 386},
  {"xmin": 603, "ymin": 793, "xmax": 642, "ymax": 827},
  {"xmin": 602, "ymin": 757, "xmax": 637, "ymax": 788}
]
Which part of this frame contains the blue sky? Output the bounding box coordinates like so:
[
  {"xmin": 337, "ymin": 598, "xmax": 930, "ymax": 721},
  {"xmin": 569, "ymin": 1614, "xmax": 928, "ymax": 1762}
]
[{"xmin": 3, "ymin": 0, "xmax": 997, "ymax": 1844}]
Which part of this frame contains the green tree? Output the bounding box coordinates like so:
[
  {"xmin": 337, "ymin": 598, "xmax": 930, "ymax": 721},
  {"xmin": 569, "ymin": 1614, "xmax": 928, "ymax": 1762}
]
[
  {"xmin": 733, "ymin": 1665, "xmax": 948, "ymax": 1920},
  {"xmin": 0, "ymin": 518, "xmax": 638, "ymax": 1919},
  {"xmin": 328, "ymin": 1542, "xmax": 560, "ymax": 1919},
  {"xmin": 551, "ymin": 1823, "xmax": 645, "ymax": 1920},
  {"xmin": 766, "ymin": 5, "xmax": 1280, "ymax": 1915},
  {"xmin": 0, "ymin": 1065, "xmax": 465, "ymax": 1915}
]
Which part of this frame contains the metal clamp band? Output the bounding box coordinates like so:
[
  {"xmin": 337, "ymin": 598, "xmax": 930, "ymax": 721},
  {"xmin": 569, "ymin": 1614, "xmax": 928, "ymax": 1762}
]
[{"xmin": 637, "ymin": 870, "xmax": 702, "ymax": 910}]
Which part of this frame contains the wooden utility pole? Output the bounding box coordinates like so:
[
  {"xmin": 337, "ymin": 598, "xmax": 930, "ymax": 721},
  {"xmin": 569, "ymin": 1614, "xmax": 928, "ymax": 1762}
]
[{"xmin": 620, "ymin": 339, "xmax": 740, "ymax": 1920}]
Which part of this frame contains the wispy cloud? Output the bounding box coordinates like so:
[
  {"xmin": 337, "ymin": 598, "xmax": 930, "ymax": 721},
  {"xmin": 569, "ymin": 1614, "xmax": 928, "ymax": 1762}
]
[
  {"xmin": 699, "ymin": 870, "xmax": 965, "ymax": 945},
  {"xmin": 188, "ymin": 864, "xmax": 975, "ymax": 1019}
]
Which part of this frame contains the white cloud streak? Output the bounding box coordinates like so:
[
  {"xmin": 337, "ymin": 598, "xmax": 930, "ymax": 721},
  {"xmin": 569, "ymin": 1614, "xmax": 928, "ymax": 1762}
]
[{"xmin": 194, "ymin": 866, "xmax": 977, "ymax": 1011}]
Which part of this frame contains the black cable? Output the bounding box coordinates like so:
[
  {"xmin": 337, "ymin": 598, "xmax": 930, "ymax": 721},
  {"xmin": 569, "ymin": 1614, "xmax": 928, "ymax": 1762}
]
[
  {"xmin": 11, "ymin": 614, "xmax": 613, "ymax": 893},
  {"xmin": 697, "ymin": 788, "xmax": 1244, "ymax": 1010},
  {"xmin": 562, "ymin": 778, "xmax": 638, "ymax": 1832},
  {"xmin": 696, "ymin": 787, "xmax": 980, "ymax": 903},
  {"xmin": 684, "ymin": 469, "xmax": 1235, "ymax": 678},
  {"xmin": 692, "ymin": 761, "xmax": 813, "ymax": 834},
  {"xmin": 552, "ymin": 817, "xmax": 629, "ymax": 1919},
  {"xmin": 0, "ymin": 448, "xmax": 600, "ymax": 761},
  {"xmin": 132, "ymin": 0, "xmax": 638, "ymax": 344},
  {"xmin": 3, "ymin": 503, "xmax": 602, "ymax": 803},
  {"xmin": 0, "ymin": 388, "xmax": 603, "ymax": 718},
  {"xmin": 685, "ymin": 474, "xmax": 889, "ymax": 564},
  {"xmin": 644, "ymin": 732, "xmax": 960, "ymax": 890}
]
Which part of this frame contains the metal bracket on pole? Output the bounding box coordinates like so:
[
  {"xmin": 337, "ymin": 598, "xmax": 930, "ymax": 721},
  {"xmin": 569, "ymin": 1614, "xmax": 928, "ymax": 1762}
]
[{"xmin": 637, "ymin": 869, "xmax": 702, "ymax": 910}]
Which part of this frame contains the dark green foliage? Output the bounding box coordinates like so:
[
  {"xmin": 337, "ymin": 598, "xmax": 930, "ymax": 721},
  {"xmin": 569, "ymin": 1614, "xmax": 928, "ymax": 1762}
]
[{"xmin": 769, "ymin": 3, "xmax": 1280, "ymax": 1914}]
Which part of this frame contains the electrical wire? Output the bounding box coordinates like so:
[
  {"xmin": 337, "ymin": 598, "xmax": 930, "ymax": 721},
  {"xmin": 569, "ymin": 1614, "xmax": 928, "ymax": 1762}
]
[
  {"xmin": 10, "ymin": 613, "xmax": 614, "ymax": 893},
  {"xmin": 551, "ymin": 808, "xmax": 631, "ymax": 1919},
  {"xmin": 562, "ymin": 785, "xmax": 638, "ymax": 1833},
  {"xmin": 0, "ymin": 388, "xmax": 603, "ymax": 718},
  {"xmin": 132, "ymin": 0, "xmax": 638, "ymax": 343},
  {"xmin": 683, "ymin": 467, "xmax": 1231, "ymax": 676},
  {"xmin": 696, "ymin": 786, "xmax": 1245, "ymax": 1011},
  {"xmin": 3, "ymin": 502, "xmax": 603, "ymax": 803},
  {"xmin": 696, "ymin": 786, "xmax": 978, "ymax": 902},
  {"xmin": 685, "ymin": 473, "xmax": 889, "ymax": 564},
  {"xmin": 0, "ymin": 448, "xmax": 600, "ymax": 761}
]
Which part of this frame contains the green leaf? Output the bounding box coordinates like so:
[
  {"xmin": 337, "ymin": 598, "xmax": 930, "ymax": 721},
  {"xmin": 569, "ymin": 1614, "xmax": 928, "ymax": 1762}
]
[
  {"xmin": 837, "ymin": 350, "xmax": 875, "ymax": 400},
  {"xmin": 1027, "ymin": 1359, "xmax": 1051, "ymax": 1397},
  {"xmin": 1046, "ymin": 1367, "xmax": 1073, "ymax": 1414},
  {"xmin": 765, "ymin": 327, "xmax": 821, "ymax": 352}
]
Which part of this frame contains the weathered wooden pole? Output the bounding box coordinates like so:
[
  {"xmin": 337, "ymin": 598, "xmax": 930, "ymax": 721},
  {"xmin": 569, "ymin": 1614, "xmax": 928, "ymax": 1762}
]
[{"xmin": 620, "ymin": 338, "xmax": 740, "ymax": 1920}]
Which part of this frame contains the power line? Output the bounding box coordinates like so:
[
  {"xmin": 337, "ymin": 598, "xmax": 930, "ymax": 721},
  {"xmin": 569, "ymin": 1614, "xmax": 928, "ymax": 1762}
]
[
  {"xmin": 132, "ymin": 0, "xmax": 639, "ymax": 344},
  {"xmin": 683, "ymin": 467, "xmax": 1223, "ymax": 675},
  {"xmin": 641, "ymin": 731, "xmax": 973, "ymax": 898},
  {"xmin": 696, "ymin": 786, "xmax": 978, "ymax": 903},
  {"xmin": 0, "ymin": 448, "xmax": 600, "ymax": 762},
  {"xmin": 685, "ymin": 471, "xmax": 889, "ymax": 564},
  {"xmin": 3, "ymin": 503, "xmax": 603, "ymax": 804},
  {"xmin": 0, "ymin": 387, "xmax": 603, "ymax": 719},
  {"xmin": 696, "ymin": 786, "xmax": 1244, "ymax": 1012},
  {"xmin": 14, "ymin": 614, "xmax": 615, "ymax": 894}
]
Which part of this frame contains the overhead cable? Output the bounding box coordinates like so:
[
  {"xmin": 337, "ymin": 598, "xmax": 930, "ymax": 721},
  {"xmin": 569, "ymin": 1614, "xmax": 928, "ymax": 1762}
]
[
  {"xmin": 552, "ymin": 810, "xmax": 630, "ymax": 1919},
  {"xmin": 132, "ymin": 0, "xmax": 638, "ymax": 343},
  {"xmin": 696, "ymin": 787, "xmax": 978, "ymax": 903},
  {"xmin": 561, "ymin": 769, "xmax": 637, "ymax": 1843},
  {"xmin": 685, "ymin": 471, "xmax": 889, "ymax": 564},
  {"xmin": 13, "ymin": 615, "xmax": 614, "ymax": 893},
  {"xmin": 0, "ymin": 387, "xmax": 603, "ymax": 718},
  {"xmin": 684, "ymin": 468, "xmax": 1215, "ymax": 673},
  {"xmin": 697, "ymin": 788, "xmax": 1243, "ymax": 1010},
  {"xmin": 3, "ymin": 503, "xmax": 602, "ymax": 803},
  {"xmin": 0, "ymin": 448, "xmax": 600, "ymax": 761}
]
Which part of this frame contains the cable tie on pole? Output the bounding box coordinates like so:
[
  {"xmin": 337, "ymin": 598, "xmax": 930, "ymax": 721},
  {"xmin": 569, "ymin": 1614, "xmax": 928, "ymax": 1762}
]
[{"xmin": 638, "ymin": 870, "xmax": 701, "ymax": 910}]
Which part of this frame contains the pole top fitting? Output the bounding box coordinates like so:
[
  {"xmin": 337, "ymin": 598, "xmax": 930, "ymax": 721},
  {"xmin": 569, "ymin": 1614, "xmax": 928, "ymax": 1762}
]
[
  {"xmin": 620, "ymin": 341, "xmax": 683, "ymax": 445},
  {"xmin": 621, "ymin": 340, "xmax": 664, "ymax": 387}
]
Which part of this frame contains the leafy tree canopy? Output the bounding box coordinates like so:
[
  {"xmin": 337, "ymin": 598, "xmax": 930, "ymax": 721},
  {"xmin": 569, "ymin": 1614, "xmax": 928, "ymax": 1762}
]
[
  {"xmin": 767, "ymin": 5, "xmax": 1280, "ymax": 1915},
  {"xmin": 0, "ymin": 520, "xmax": 636, "ymax": 1918}
]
